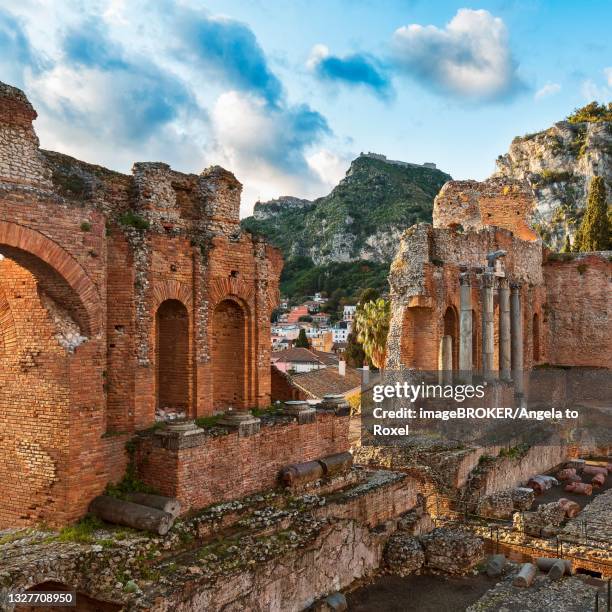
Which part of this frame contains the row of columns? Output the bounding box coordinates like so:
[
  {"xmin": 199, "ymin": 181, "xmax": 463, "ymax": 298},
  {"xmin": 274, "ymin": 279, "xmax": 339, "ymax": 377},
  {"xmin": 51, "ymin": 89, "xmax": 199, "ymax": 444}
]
[{"xmin": 455, "ymin": 271, "xmax": 524, "ymax": 390}]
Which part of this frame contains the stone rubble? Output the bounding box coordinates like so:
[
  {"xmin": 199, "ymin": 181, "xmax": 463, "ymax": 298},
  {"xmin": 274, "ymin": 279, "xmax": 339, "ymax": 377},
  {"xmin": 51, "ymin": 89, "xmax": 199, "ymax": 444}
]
[
  {"xmin": 383, "ymin": 533, "xmax": 425, "ymax": 576},
  {"xmin": 420, "ymin": 528, "xmax": 484, "ymax": 575}
]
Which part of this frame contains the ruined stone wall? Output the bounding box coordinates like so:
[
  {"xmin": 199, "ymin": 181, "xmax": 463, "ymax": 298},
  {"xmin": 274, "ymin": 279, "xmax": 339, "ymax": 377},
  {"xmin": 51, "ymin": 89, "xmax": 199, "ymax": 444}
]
[
  {"xmin": 543, "ymin": 252, "xmax": 612, "ymax": 368},
  {"xmin": 476, "ymin": 444, "xmax": 567, "ymax": 497},
  {"xmin": 0, "ymin": 81, "xmax": 282, "ymax": 526},
  {"xmin": 433, "ymin": 177, "xmax": 538, "ymax": 241},
  {"xmin": 134, "ymin": 414, "xmax": 350, "ymax": 511},
  {"xmin": 386, "ymin": 223, "xmax": 544, "ymax": 370}
]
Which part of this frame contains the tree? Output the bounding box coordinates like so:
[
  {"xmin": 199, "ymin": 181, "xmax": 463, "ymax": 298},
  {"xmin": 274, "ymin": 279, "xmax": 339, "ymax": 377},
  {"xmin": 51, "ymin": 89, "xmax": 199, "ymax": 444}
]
[
  {"xmin": 358, "ymin": 287, "xmax": 380, "ymax": 306},
  {"xmin": 573, "ymin": 176, "xmax": 610, "ymax": 252},
  {"xmin": 344, "ymin": 330, "xmax": 366, "ymax": 368},
  {"xmin": 561, "ymin": 234, "xmax": 572, "ymax": 253},
  {"xmin": 344, "ymin": 287, "xmax": 381, "ymax": 367},
  {"xmin": 355, "ymin": 298, "xmax": 391, "ymax": 370},
  {"xmin": 567, "ymin": 101, "xmax": 612, "ymax": 124},
  {"xmin": 294, "ymin": 328, "xmax": 310, "ymax": 348}
]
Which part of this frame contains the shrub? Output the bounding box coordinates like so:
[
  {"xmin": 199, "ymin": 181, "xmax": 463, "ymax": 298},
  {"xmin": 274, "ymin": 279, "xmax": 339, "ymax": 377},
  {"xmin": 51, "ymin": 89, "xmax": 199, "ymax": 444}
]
[{"xmin": 119, "ymin": 210, "xmax": 150, "ymax": 230}]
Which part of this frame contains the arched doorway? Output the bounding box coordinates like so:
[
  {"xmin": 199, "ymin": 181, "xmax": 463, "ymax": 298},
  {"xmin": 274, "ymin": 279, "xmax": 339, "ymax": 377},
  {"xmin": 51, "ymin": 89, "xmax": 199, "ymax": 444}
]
[
  {"xmin": 532, "ymin": 313, "xmax": 540, "ymax": 363},
  {"xmin": 443, "ymin": 306, "xmax": 459, "ymax": 370},
  {"xmin": 156, "ymin": 299, "xmax": 190, "ymax": 412},
  {"xmin": 212, "ymin": 299, "xmax": 247, "ymax": 409},
  {"xmin": 0, "ymin": 229, "xmax": 102, "ymax": 528}
]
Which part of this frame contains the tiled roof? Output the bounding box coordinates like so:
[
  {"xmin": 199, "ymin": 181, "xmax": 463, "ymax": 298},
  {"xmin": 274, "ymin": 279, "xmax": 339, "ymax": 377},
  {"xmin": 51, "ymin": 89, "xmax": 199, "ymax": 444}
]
[
  {"xmin": 271, "ymin": 347, "xmax": 325, "ymax": 364},
  {"xmin": 290, "ymin": 366, "xmax": 362, "ymax": 399},
  {"xmin": 310, "ymin": 350, "xmax": 339, "ymax": 365}
]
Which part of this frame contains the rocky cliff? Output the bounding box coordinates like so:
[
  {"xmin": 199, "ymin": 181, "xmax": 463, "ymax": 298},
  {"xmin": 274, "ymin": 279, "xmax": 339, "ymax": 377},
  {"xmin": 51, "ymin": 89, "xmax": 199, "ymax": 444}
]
[
  {"xmin": 243, "ymin": 154, "xmax": 451, "ymax": 266},
  {"xmin": 494, "ymin": 108, "xmax": 611, "ymax": 251}
]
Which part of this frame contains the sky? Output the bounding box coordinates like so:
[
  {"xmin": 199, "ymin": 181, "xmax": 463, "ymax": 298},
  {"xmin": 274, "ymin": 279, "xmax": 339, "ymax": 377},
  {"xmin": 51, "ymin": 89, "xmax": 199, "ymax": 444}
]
[{"xmin": 1, "ymin": 0, "xmax": 611, "ymax": 217}]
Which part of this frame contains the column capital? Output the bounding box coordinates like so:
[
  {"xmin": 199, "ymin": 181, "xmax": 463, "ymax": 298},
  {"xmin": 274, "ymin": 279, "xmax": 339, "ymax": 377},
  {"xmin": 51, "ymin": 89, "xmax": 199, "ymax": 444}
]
[
  {"xmin": 510, "ymin": 281, "xmax": 522, "ymax": 291},
  {"xmin": 498, "ymin": 277, "xmax": 510, "ymax": 289},
  {"xmin": 481, "ymin": 272, "xmax": 495, "ymax": 289},
  {"xmin": 459, "ymin": 272, "xmax": 472, "ymax": 286}
]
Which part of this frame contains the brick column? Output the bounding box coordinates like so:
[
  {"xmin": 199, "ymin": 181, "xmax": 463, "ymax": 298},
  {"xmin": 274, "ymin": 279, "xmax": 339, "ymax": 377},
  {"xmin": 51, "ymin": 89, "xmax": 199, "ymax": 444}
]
[
  {"xmin": 499, "ymin": 277, "xmax": 511, "ymax": 381},
  {"xmin": 459, "ymin": 272, "xmax": 472, "ymax": 381},
  {"xmin": 481, "ymin": 271, "xmax": 495, "ymax": 381}
]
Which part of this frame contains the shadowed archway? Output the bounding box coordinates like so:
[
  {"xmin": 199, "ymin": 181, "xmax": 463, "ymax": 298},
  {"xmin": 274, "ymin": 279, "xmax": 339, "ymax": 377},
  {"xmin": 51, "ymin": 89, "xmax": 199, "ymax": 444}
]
[
  {"xmin": 212, "ymin": 298, "xmax": 248, "ymax": 409},
  {"xmin": 156, "ymin": 299, "xmax": 190, "ymax": 412}
]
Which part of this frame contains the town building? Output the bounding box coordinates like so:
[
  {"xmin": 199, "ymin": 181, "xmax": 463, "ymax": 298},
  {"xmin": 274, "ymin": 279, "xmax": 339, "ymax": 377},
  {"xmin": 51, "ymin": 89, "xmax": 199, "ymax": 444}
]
[
  {"xmin": 343, "ymin": 304, "xmax": 356, "ymax": 321},
  {"xmin": 271, "ymin": 347, "xmax": 337, "ymax": 373}
]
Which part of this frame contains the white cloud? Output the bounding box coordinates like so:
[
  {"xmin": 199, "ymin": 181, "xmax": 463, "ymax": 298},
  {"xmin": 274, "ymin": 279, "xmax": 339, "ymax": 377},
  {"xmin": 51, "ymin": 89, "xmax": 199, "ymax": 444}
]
[
  {"xmin": 306, "ymin": 149, "xmax": 350, "ymax": 188},
  {"xmin": 210, "ymin": 91, "xmax": 331, "ymax": 215},
  {"xmin": 26, "ymin": 64, "xmax": 207, "ymax": 173},
  {"xmin": 604, "ymin": 67, "xmax": 612, "ymax": 87},
  {"xmin": 306, "ymin": 44, "xmax": 330, "ymax": 71},
  {"xmin": 534, "ymin": 82, "xmax": 561, "ymax": 100},
  {"xmin": 580, "ymin": 77, "xmax": 612, "ymax": 102},
  {"xmin": 392, "ymin": 9, "xmax": 524, "ymax": 100}
]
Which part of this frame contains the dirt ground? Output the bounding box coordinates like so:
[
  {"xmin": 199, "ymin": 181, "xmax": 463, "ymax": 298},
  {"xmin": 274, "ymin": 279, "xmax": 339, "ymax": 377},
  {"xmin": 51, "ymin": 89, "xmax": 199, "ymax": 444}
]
[{"xmin": 346, "ymin": 573, "xmax": 497, "ymax": 612}]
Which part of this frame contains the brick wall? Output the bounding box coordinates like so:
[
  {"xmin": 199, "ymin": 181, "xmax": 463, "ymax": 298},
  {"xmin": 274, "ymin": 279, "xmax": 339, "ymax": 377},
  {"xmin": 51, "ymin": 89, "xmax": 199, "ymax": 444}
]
[
  {"xmin": 270, "ymin": 365, "xmax": 306, "ymax": 402},
  {"xmin": 0, "ymin": 81, "xmax": 283, "ymax": 527},
  {"xmin": 543, "ymin": 253, "xmax": 611, "ymax": 368},
  {"xmin": 134, "ymin": 414, "xmax": 350, "ymax": 511},
  {"xmin": 433, "ymin": 177, "xmax": 538, "ymax": 241}
]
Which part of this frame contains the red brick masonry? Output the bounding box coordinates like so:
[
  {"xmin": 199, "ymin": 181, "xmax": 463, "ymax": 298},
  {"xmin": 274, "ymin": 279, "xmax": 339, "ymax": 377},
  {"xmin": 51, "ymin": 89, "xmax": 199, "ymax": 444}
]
[{"xmin": 134, "ymin": 413, "xmax": 350, "ymax": 511}]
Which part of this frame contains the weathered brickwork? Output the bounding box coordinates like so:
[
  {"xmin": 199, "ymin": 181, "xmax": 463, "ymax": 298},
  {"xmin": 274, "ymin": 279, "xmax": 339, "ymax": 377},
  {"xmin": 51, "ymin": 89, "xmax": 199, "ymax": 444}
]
[
  {"xmin": 543, "ymin": 252, "xmax": 611, "ymax": 368},
  {"xmin": 387, "ymin": 176, "xmax": 610, "ymax": 375},
  {"xmin": 134, "ymin": 414, "xmax": 350, "ymax": 511},
  {"xmin": 433, "ymin": 177, "xmax": 538, "ymax": 241},
  {"xmin": 0, "ymin": 82, "xmax": 283, "ymax": 527}
]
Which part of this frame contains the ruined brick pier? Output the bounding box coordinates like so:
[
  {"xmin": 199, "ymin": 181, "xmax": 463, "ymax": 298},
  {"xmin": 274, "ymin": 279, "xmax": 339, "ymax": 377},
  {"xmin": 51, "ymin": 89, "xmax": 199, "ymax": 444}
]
[{"xmin": 0, "ymin": 82, "xmax": 284, "ymax": 527}]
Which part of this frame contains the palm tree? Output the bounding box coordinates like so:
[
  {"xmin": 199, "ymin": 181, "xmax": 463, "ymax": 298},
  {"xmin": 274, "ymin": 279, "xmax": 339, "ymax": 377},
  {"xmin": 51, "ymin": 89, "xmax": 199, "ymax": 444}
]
[{"xmin": 355, "ymin": 298, "xmax": 390, "ymax": 369}]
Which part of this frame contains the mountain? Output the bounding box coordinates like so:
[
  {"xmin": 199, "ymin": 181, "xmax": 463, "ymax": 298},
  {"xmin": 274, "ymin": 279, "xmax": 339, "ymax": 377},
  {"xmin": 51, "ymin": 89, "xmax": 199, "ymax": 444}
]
[
  {"xmin": 241, "ymin": 154, "xmax": 451, "ymax": 300},
  {"xmin": 493, "ymin": 102, "xmax": 612, "ymax": 251}
]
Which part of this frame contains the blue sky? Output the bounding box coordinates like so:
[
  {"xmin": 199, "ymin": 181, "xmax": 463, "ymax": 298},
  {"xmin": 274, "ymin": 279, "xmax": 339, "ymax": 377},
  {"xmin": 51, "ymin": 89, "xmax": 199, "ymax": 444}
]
[{"xmin": 1, "ymin": 0, "xmax": 610, "ymax": 215}]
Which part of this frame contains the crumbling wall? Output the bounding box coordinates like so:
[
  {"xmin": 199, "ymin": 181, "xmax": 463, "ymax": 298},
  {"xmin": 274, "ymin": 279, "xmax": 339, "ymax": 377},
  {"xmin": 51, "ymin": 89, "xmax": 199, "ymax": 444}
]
[
  {"xmin": 433, "ymin": 177, "xmax": 538, "ymax": 241},
  {"xmin": 386, "ymin": 223, "xmax": 544, "ymax": 370},
  {"xmin": 0, "ymin": 80, "xmax": 283, "ymax": 527}
]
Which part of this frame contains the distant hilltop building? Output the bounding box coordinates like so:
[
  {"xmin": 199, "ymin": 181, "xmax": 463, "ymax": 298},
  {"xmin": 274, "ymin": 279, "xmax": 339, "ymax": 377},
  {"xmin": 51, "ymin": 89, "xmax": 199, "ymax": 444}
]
[{"xmin": 360, "ymin": 151, "xmax": 437, "ymax": 170}]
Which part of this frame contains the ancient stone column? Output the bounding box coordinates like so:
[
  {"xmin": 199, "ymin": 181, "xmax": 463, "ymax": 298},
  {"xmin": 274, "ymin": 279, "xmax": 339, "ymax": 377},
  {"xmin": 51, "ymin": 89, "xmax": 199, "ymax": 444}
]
[
  {"xmin": 510, "ymin": 282, "xmax": 524, "ymax": 396},
  {"xmin": 498, "ymin": 277, "xmax": 511, "ymax": 381},
  {"xmin": 481, "ymin": 271, "xmax": 495, "ymax": 381},
  {"xmin": 438, "ymin": 334, "xmax": 452, "ymax": 385},
  {"xmin": 459, "ymin": 272, "xmax": 472, "ymax": 381}
]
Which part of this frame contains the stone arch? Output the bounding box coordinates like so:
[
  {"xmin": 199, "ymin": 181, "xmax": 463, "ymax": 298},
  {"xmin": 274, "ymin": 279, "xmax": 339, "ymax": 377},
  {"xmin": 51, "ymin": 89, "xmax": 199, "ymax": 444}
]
[
  {"xmin": 401, "ymin": 306, "xmax": 436, "ymax": 369},
  {"xmin": 21, "ymin": 581, "xmax": 121, "ymax": 611},
  {"xmin": 212, "ymin": 297, "xmax": 250, "ymax": 409},
  {"xmin": 0, "ymin": 221, "xmax": 101, "ymax": 335},
  {"xmin": 532, "ymin": 312, "xmax": 541, "ymax": 363},
  {"xmin": 443, "ymin": 305, "xmax": 459, "ymax": 370},
  {"xmin": 155, "ymin": 299, "xmax": 190, "ymax": 412}
]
